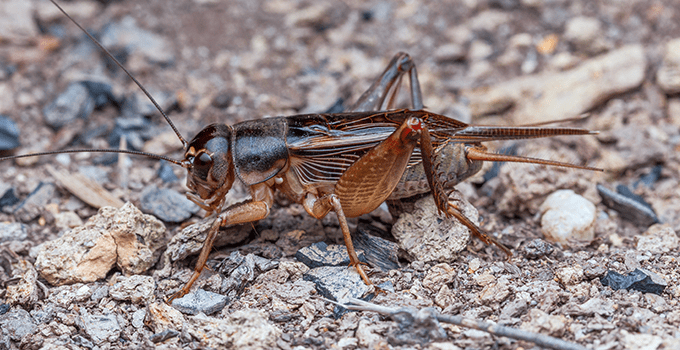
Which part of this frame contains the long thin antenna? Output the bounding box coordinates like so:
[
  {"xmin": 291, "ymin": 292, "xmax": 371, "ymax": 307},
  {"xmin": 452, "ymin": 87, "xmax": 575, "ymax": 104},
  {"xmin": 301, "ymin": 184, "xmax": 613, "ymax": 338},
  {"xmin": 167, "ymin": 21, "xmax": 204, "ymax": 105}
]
[
  {"xmin": 0, "ymin": 149, "xmax": 186, "ymax": 167},
  {"xmin": 49, "ymin": 0, "xmax": 188, "ymax": 148}
]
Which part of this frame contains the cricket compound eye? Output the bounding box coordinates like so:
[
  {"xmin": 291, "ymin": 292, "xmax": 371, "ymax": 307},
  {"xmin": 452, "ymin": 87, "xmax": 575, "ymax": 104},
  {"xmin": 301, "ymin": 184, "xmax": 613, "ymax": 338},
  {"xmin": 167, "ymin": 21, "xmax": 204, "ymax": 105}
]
[{"xmin": 184, "ymin": 124, "xmax": 235, "ymax": 200}]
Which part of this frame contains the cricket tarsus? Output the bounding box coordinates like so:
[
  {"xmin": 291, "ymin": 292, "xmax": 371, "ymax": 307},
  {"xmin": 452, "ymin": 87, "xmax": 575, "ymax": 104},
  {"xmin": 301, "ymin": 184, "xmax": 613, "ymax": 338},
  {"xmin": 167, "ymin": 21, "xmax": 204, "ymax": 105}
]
[{"xmin": 20, "ymin": 2, "xmax": 601, "ymax": 303}]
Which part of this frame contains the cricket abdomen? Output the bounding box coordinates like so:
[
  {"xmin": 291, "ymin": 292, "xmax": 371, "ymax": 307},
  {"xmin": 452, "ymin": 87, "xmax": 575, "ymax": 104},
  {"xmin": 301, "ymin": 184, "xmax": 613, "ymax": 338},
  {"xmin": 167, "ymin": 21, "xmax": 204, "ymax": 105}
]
[{"xmin": 388, "ymin": 142, "xmax": 484, "ymax": 199}]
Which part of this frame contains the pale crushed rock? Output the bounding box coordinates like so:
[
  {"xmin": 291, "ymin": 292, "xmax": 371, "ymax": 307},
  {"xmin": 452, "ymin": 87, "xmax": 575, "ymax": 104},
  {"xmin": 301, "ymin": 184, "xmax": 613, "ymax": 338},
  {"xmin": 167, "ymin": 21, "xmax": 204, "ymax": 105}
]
[
  {"xmin": 464, "ymin": 45, "xmax": 646, "ymax": 124},
  {"xmin": 392, "ymin": 192, "xmax": 473, "ymax": 262},
  {"xmin": 656, "ymin": 38, "xmax": 680, "ymax": 94},
  {"xmin": 35, "ymin": 203, "xmax": 166, "ymax": 286},
  {"xmin": 635, "ymin": 224, "xmax": 679, "ymax": 254}
]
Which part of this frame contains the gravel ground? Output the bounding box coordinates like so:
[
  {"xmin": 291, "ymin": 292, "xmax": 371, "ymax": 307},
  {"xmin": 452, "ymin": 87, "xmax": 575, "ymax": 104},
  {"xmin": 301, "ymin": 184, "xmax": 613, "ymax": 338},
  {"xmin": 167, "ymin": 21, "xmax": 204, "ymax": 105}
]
[{"xmin": 1, "ymin": 0, "xmax": 680, "ymax": 349}]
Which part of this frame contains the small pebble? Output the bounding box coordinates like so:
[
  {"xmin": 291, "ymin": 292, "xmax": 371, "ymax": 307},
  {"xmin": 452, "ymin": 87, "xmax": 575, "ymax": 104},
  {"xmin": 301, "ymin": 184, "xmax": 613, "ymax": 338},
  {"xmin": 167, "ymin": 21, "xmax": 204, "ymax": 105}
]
[
  {"xmin": 13, "ymin": 182, "xmax": 56, "ymax": 222},
  {"xmin": 172, "ymin": 289, "xmax": 229, "ymax": 315},
  {"xmin": 523, "ymin": 239, "xmax": 554, "ymax": 259},
  {"xmin": 597, "ymin": 184, "xmax": 659, "ymax": 226},
  {"xmin": 109, "ymin": 275, "xmax": 156, "ymax": 304},
  {"xmin": 140, "ymin": 185, "xmax": 199, "ymax": 222},
  {"xmin": 131, "ymin": 309, "xmax": 146, "ymax": 329},
  {"xmin": 150, "ymin": 329, "xmax": 179, "ymax": 343},
  {"xmin": 80, "ymin": 309, "xmax": 121, "ymax": 345},
  {"xmin": 635, "ymin": 224, "xmax": 679, "ymax": 254},
  {"xmin": 0, "ymin": 222, "xmax": 28, "ymax": 242},
  {"xmin": 540, "ymin": 190, "xmax": 596, "ymax": 244},
  {"xmin": 0, "ymin": 188, "xmax": 20, "ymax": 209},
  {"xmin": 0, "ymin": 115, "xmax": 19, "ymax": 151},
  {"xmin": 43, "ymin": 82, "xmax": 94, "ymax": 129},
  {"xmin": 0, "ymin": 308, "xmax": 37, "ymax": 341},
  {"xmin": 157, "ymin": 160, "xmax": 178, "ymax": 183},
  {"xmin": 303, "ymin": 265, "xmax": 371, "ymax": 316}
]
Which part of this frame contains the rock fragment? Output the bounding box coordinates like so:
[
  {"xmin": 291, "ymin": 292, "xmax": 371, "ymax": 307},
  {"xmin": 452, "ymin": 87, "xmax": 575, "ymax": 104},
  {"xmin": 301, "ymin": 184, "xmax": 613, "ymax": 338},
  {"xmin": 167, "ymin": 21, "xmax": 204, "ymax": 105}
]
[
  {"xmin": 600, "ymin": 268, "xmax": 666, "ymax": 295},
  {"xmin": 563, "ymin": 16, "xmax": 610, "ymax": 54},
  {"xmin": 540, "ymin": 190, "xmax": 596, "ymax": 244},
  {"xmin": 80, "ymin": 309, "xmax": 121, "ymax": 345},
  {"xmin": 303, "ymin": 266, "xmax": 371, "ymax": 303},
  {"xmin": 635, "ymin": 224, "xmax": 679, "ymax": 254},
  {"xmin": 13, "ymin": 182, "xmax": 56, "ymax": 222},
  {"xmin": 597, "ymin": 184, "xmax": 659, "ymax": 226},
  {"xmin": 147, "ymin": 302, "xmax": 185, "ymax": 333},
  {"xmin": 109, "ymin": 275, "xmax": 156, "ymax": 304},
  {"xmin": 520, "ymin": 308, "xmax": 568, "ymax": 337},
  {"xmin": 171, "ymin": 289, "xmax": 229, "ymax": 315},
  {"xmin": 185, "ymin": 310, "xmax": 281, "ymax": 349},
  {"xmin": 464, "ymin": 45, "xmax": 646, "ymax": 124},
  {"xmin": 140, "ymin": 185, "xmax": 199, "ymax": 223},
  {"xmin": 0, "ymin": 222, "xmax": 28, "ymax": 242},
  {"xmin": 295, "ymin": 242, "xmax": 366, "ymax": 269},
  {"xmin": 0, "ymin": 115, "xmax": 19, "ymax": 151},
  {"xmin": 392, "ymin": 192, "xmax": 473, "ymax": 262},
  {"xmin": 43, "ymin": 83, "xmax": 95, "ymax": 129},
  {"xmin": 35, "ymin": 203, "xmax": 166, "ymax": 285},
  {"xmin": 656, "ymin": 38, "xmax": 680, "ymax": 93},
  {"xmin": 0, "ymin": 308, "xmax": 37, "ymax": 341},
  {"xmin": 5, "ymin": 260, "xmax": 39, "ymax": 306}
]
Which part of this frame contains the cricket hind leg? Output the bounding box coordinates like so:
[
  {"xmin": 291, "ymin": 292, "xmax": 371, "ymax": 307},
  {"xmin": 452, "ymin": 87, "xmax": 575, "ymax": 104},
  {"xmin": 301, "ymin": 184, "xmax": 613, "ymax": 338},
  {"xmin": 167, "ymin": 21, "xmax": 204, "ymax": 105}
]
[{"xmin": 349, "ymin": 52, "xmax": 424, "ymax": 112}]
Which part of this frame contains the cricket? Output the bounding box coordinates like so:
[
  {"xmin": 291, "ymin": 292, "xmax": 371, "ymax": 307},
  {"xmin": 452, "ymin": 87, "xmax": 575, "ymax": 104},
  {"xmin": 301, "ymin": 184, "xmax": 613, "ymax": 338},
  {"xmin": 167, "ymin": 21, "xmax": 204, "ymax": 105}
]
[{"xmin": 0, "ymin": 0, "xmax": 600, "ymax": 304}]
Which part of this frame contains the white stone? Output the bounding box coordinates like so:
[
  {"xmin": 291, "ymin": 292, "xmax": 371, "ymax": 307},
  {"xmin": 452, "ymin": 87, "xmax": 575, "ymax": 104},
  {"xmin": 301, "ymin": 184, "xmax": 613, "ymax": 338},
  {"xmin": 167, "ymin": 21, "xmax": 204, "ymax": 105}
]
[{"xmin": 540, "ymin": 190, "xmax": 596, "ymax": 244}]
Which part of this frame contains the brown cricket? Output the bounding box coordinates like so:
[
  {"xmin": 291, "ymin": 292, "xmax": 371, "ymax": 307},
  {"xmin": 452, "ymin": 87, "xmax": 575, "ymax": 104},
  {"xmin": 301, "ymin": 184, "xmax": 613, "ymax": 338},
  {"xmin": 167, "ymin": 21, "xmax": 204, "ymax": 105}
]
[{"xmin": 1, "ymin": 0, "xmax": 600, "ymax": 301}]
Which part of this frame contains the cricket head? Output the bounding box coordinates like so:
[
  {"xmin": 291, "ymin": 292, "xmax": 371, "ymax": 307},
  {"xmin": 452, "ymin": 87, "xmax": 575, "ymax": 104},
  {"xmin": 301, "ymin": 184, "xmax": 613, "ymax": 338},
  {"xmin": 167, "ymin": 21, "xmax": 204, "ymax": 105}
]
[{"xmin": 183, "ymin": 124, "xmax": 235, "ymax": 206}]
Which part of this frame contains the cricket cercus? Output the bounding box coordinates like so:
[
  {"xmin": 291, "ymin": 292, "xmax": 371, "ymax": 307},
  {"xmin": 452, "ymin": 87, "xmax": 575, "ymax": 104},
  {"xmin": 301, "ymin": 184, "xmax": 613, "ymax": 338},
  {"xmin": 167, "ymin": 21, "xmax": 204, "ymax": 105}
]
[{"xmin": 1, "ymin": 0, "xmax": 600, "ymax": 301}]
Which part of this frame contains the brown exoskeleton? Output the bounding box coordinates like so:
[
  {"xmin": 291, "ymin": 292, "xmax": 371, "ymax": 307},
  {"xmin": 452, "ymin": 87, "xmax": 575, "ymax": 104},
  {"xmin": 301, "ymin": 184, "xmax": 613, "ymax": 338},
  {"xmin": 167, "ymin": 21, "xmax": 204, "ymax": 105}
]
[{"xmin": 2, "ymin": 0, "xmax": 600, "ymax": 301}]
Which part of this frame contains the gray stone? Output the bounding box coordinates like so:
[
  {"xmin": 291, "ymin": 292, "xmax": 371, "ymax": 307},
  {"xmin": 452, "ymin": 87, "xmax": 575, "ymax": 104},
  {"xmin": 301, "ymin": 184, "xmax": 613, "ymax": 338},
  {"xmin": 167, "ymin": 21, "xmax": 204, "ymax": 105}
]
[
  {"xmin": 303, "ymin": 266, "xmax": 371, "ymax": 303},
  {"xmin": 109, "ymin": 275, "xmax": 156, "ymax": 304},
  {"xmin": 0, "ymin": 222, "xmax": 28, "ymax": 242},
  {"xmin": 564, "ymin": 16, "xmax": 610, "ymax": 54},
  {"xmin": 171, "ymin": 289, "xmax": 229, "ymax": 315},
  {"xmin": 80, "ymin": 309, "xmax": 121, "ymax": 345},
  {"xmin": 13, "ymin": 182, "xmax": 56, "ymax": 222},
  {"xmin": 99, "ymin": 16, "xmax": 174, "ymax": 65},
  {"xmin": 43, "ymin": 83, "xmax": 94, "ymax": 129},
  {"xmin": 0, "ymin": 308, "xmax": 37, "ymax": 341},
  {"xmin": 140, "ymin": 185, "xmax": 199, "ymax": 223},
  {"xmin": 0, "ymin": 115, "xmax": 19, "ymax": 151},
  {"xmin": 295, "ymin": 242, "xmax": 366, "ymax": 268},
  {"xmin": 186, "ymin": 310, "xmax": 281, "ymax": 349}
]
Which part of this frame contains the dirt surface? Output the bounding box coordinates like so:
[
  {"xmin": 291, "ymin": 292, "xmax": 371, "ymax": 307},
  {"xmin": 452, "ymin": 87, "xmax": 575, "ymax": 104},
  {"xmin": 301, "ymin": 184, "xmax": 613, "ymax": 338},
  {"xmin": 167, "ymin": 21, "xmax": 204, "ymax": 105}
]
[{"xmin": 1, "ymin": 0, "xmax": 680, "ymax": 349}]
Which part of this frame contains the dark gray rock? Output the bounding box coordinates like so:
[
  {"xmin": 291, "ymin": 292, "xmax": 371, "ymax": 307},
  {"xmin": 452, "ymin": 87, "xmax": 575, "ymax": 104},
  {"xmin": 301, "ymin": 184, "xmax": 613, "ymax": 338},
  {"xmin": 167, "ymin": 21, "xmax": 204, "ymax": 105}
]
[
  {"xmin": 353, "ymin": 226, "xmax": 400, "ymax": 271},
  {"xmin": 600, "ymin": 268, "xmax": 666, "ymax": 295},
  {"xmin": 171, "ymin": 289, "xmax": 229, "ymax": 315},
  {"xmin": 0, "ymin": 115, "xmax": 19, "ymax": 151},
  {"xmin": 80, "ymin": 80, "xmax": 117, "ymax": 108},
  {"xmin": 216, "ymin": 251, "xmax": 278, "ymax": 297},
  {"xmin": 157, "ymin": 160, "xmax": 178, "ymax": 183},
  {"xmin": 0, "ymin": 188, "xmax": 20, "ymax": 209},
  {"xmin": 140, "ymin": 185, "xmax": 199, "ymax": 222},
  {"xmin": 13, "ymin": 182, "xmax": 56, "ymax": 222},
  {"xmin": 295, "ymin": 242, "xmax": 366, "ymax": 269},
  {"xmin": 43, "ymin": 82, "xmax": 95, "ymax": 129},
  {"xmin": 523, "ymin": 239, "xmax": 554, "ymax": 259},
  {"xmin": 0, "ymin": 308, "xmax": 37, "ymax": 341},
  {"xmin": 598, "ymin": 184, "xmax": 659, "ymax": 227}
]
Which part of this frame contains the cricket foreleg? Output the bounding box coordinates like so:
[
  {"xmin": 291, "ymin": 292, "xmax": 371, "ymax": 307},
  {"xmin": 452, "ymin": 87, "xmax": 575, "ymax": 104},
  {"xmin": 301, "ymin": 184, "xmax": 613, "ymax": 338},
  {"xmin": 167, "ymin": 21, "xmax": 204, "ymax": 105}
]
[{"xmin": 167, "ymin": 200, "xmax": 270, "ymax": 303}]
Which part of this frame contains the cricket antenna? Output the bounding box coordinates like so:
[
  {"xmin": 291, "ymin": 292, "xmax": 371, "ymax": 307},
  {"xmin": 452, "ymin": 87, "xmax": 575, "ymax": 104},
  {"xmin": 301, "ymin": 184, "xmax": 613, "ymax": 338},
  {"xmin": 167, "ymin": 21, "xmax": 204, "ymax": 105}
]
[
  {"xmin": 0, "ymin": 149, "xmax": 187, "ymax": 168},
  {"xmin": 49, "ymin": 0, "xmax": 188, "ymax": 149}
]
